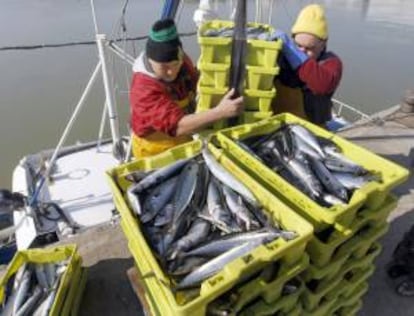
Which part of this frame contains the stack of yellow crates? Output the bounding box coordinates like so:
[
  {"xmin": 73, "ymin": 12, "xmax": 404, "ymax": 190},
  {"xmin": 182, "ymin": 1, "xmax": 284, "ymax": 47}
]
[
  {"xmin": 196, "ymin": 20, "xmax": 282, "ymax": 130},
  {"xmin": 213, "ymin": 113, "xmax": 409, "ymax": 316},
  {"xmin": 107, "ymin": 140, "xmax": 313, "ymax": 316}
]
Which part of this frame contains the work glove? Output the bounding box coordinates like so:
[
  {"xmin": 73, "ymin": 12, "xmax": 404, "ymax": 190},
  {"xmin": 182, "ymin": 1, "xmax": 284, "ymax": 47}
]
[{"xmin": 272, "ymin": 30, "xmax": 309, "ymax": 70}]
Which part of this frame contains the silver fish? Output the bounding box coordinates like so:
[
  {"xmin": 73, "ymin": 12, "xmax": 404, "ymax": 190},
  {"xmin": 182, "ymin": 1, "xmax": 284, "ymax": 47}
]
[
  {"xmin": 308, "ymin": 156, "xmax": 348, "ymax": 202},
  {"xmin": 172, "ymin": 161, "xmax": 199, "ymax": 224},
  {"xmin": 285, "ymin": 154, "xmax": 323, "ymax": 198},
  {"xmin": 324, "ymin": 156, "xmax": 367, "ymax": 175},
  {"xmin": 182, "ymin": 229, "xmax": 280, "ymax": 258},
  {"xmin": 202, "ymin": 148, "xmax": 259, "ymax": 208},
  {"xmin": 221, "ymin": 185, "xmax": 253, "ymax": 231},
  {"xmin": 35, "ymin": 264, "xmax": 48, "ymax": 290},
  {"xmin": 332, "ymin": 172, "xmax": 377, "ymax": 190},
  {"xmin": 14, "ymin": 286, "xmax": 43, "ymax": 316},
  {"xmin": 44, "ymin": 263, "xmax": 56, "ymax": 289},
  {"xmin": 176, "ymin": 239, "xmax": 265, "ymax": 289},
  {"xmin": 12, "ymin": 264, "xmax": 27, "ymax": 291},
  {"xmin": 39, "ymin": 288, "xmax": 57, "ymax": 316},
  {"xmin": 293, "ymin": 134, "xmax": 324, "ymax": 160},
  {"xmin": 168, "ymin": 218, "xmax": 211, "ymax": 260},
  {"xmin": 153, "ymin": 203, "xmax": 175, "ymax": 227},
  {"xmin": 206, "ymin": 179, "xmax": 238, "ymax": 233},
  {"xmin": 129, "ymin": 158, "xmax": 189, "ymax": 193},
  {"xmin": 289, "ymin": 124, "xmax": 326, "ymax": 159},
  {"xmin": 320, "ymin": 193, "xmax": 346, "ymax": 207},
  {"xmin": 126, "ymin": 190, "xmax": 142, "ymax": 215},
  {"xmin": 168, "ymin": 257, "xmax": 209, "ymax": 277},
  {"xmin": 140, "ymin": 175, "xmax": 178, "ymax": 223},
  {"xmin": 12, "ymin": 268, "xmax": 32, "ymax": 315}
]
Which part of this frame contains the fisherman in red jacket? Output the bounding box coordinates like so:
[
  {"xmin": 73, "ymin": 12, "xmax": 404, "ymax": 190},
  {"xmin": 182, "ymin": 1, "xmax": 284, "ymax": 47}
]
[
  {"xmin": 272, "ymin": 4, "xmax": 343, "ymax": 126},
  {"xmin": 130, "ymin": 19, "xmax": 243, "ymax": 158}
]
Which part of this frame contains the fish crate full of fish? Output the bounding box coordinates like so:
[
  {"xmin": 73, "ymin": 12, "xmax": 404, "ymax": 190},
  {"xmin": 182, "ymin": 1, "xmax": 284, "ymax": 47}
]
[
  {"xmin": 198, "ymin": 20, "xmax": 282, "ymax": 68},
  {"xmin": 215, "ymin": 113, "xmax": 409, "ymax": 231},
  {"xmin": 106, "ymin": 140, "xmax": 313, "ymax": 316},
  {"xmin": 0, "ymin": 244, "xmax": 85, "ymax": 316}
]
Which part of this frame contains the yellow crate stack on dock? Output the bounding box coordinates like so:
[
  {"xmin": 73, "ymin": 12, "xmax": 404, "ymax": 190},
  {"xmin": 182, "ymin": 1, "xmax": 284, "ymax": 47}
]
[
  {"xmin": 196, "ymin": 20, "xmax": 281, "ymax": 131},
  {"xmin": 214, "ymin": 113, "xmax": 409, "ymax": 315},
  {"xmin": 106, "ymin": 139, "xmax": 313, "ymax": 316}
]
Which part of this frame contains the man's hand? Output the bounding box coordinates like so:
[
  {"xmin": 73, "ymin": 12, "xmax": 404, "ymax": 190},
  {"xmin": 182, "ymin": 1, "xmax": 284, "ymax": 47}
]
[{"xmin": 214, "ymin": 88, "xmax": 244, "ymax": 118}]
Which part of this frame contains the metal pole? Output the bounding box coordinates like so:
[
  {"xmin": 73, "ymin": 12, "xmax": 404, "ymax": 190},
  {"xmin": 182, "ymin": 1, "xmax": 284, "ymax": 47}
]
[
  {"xmin": 29, "ymin": 62, "xmax": 102, "ymax": 206},
  {"xmin": 97, "ymin": 101, "xmax": 108, "ymax": 150},
  {"xmin": 107, "ymin": 42, "xmax": 134, "ymax": 65},
  {"xmin": 96, "ymin": 34, "xmax": 124, "ymax": 161}
]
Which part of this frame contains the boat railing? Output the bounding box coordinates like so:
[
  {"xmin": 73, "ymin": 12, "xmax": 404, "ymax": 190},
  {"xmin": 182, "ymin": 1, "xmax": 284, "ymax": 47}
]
[{"xmin": 332, "ymin": 98, "xmax": 371, "ymax": 122}]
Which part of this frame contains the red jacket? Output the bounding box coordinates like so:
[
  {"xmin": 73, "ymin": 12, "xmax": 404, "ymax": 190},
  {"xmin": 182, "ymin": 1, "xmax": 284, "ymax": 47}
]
[
  {"xmin": 129, "ymin": 53, "xmax": 198, "ymax": 137},
  {"xmin": 298, "ymin": 52, "xmax": 342, "ymax": 95},
  {"xmin": 278, "ymin": 51, "xmax": 343, "ymax": 124}
]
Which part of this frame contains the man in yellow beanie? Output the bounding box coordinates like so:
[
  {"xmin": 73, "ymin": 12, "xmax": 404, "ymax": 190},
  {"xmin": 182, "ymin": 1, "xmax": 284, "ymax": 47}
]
[{"xmin": 272, "ymin": 4, "xmax": 342, "ymax": 127}]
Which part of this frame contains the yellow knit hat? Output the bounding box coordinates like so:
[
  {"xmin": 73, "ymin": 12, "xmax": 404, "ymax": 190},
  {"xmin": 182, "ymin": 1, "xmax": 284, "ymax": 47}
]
[{"xmin": 291, "ymin": 4, "xmax": 328, "ymax": 40}]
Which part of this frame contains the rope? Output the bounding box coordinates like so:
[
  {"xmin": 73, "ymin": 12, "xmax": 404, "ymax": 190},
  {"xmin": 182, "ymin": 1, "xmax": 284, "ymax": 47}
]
[{"xmin": 0, "ymin": 32, "xmax": 197, "ymax": 52}]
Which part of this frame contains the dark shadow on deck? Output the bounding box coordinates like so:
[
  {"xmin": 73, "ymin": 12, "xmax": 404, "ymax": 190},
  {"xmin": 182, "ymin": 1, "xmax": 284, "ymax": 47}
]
[{"xmin": 79, "ymin": 258, "xmax": 144, "ymax": 316}]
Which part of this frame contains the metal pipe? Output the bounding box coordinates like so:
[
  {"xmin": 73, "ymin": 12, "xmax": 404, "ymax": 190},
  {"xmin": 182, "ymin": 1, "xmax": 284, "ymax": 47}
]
[
  {"xmin": 96, "ymin": 34, "xmax": 124, "ymax": 161},
  {"xmin": 29, "ymin": 62, "xmax": 102, "ymax": 206},
  {"xmin": 107, "ymin": 41, "xmax": 134, "ymax": 65},
  {"xmin": 97, "ymin": 101, "xmax": 108, "ymax": 150}
]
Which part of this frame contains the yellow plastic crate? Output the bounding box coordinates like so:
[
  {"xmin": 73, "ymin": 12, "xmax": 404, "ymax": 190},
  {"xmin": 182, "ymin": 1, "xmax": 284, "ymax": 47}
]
[
  {"xmin": 334, "ymin": 222, "xmax": 388, "ymax": 262},
  {"xmin": 301, "ymin": 295, "xmax": 338, "ymax": 316},
  {"xmin": 60, "ymin": 262, "xmax": 87, "ymax": 316},
  {"xmin": 289, "ymin": 304, "xmax": 303, "ymax": 316},
  {"xmin": 197, "ymin": 62, "xmax": 230, "ymax": 88},
  {"xmin": 300, "ymin": 249, "xmax": 348, "ymax": 284},
  {"xmin": 246, "ymin": 65, "xmax": 280, "ymax": 90},
  {"xmin": 244, "ymin": 88, "xmax": 276, "ymax": 112},
  {"xmin": 106, "ymin": 140, "xmax": 313, "ymax": 316},
  {"xmin": 197, "ymin": 85, "xmax": 276, "ymax": 113},
  {"xmin": 198, "ymin": 20, "xmax": 282, "ymax": 68},
  {"xmin": 215, "ymin": 113, "xmax": 409, "ymax": 232},
  {"xmin": 343, "ymin": 242, "xmax": 382, "ymax": 273},
  {"xmin": 333, "ymin": 265, "xmax": 374, "ymax": 300},
  {"xmin": 332, "ymin": 299, "xmax": 363, "ymax": 316},
  {"xmin": 220, "ymin": 255, "xmax": 308, "ymax": 313},
  {"xmin": 301, "ymin": 242, "xmax": 380, "ymax": 311},
  {"xmin": 0, "ymin": 244, "xmax": 82, "ymax": 316},
  {"xmin": 306, "ymin": 194, "xmax": 395, "ymax": 267},
  {"xmin": 238, "ymin": 278, "xmax": 304, "ymax": 316},
  {"xmin": 197, "ymin": 62, "xmax": 279, "ymax": 91},
  {"xmin": 302, "ymin": 241, "xmax": 381, "ymax": 295},
  {"xmin": 301, "ymin": 272, "xmax": 343, "ymax": 311},
  {"xmin": 196, "ymin": 109, "xmax": 272, "ymax": 132}
]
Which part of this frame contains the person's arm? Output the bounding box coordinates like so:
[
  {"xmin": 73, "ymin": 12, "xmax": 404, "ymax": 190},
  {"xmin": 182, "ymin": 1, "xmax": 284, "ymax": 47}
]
[
  {"xmin": 298, "ymin": 57, "xmax": 342, "ymax": 95},
  {"xmin": 175, "ymin": 88, "xmax": 243, "ymax": 136}
]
